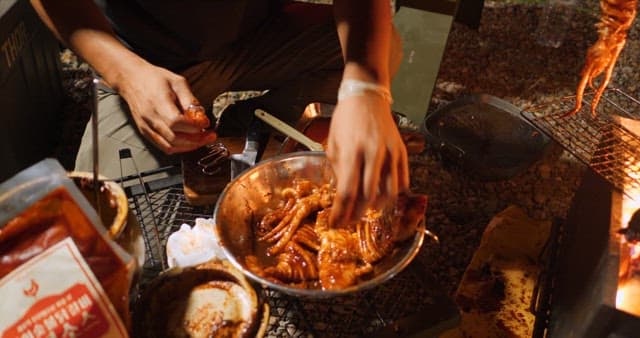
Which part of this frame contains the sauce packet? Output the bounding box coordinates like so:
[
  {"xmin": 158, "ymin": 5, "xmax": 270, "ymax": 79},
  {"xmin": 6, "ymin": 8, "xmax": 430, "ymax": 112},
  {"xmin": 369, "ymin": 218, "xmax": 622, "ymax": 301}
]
[{"xmin": 0, "ymin": 159, "xmax": 135, "ymax": 336}]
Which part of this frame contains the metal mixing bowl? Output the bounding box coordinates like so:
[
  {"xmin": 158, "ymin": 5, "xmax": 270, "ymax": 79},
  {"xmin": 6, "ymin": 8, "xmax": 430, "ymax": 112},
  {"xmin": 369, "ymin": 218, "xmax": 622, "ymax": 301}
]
[{"xmin": 212, "ymin": 152, "xmax": 426, "ymax": 297}]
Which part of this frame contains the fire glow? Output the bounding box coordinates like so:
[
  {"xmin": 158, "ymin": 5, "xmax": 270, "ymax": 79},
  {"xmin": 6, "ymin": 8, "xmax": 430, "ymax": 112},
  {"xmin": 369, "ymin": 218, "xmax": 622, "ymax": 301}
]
[{"xmin": 615, "ymin": 194, "xmax": 640, "ymax": 316}]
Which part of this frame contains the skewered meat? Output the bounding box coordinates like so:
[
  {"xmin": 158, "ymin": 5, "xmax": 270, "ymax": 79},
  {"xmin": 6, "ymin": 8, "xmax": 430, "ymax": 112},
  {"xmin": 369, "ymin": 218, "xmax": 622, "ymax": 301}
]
[
  {"xmin": 565, "ymin": 0, "xmax": 637, "ymax": 117},
  {"xmin": 252, "ymin": 179, "xmax": 428, "ymax": 290}
]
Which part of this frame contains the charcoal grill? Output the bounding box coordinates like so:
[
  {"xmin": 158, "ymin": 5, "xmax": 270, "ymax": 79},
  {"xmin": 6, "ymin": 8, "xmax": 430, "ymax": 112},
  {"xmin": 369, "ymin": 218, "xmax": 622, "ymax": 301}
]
[
  {"xmin": 524, "ymin": 89, "xmax": 640, "ymax": 337},
  {"xmin": 522, "ymin": 88, "xmax": 640, "ymax": 199},
  {"xmin": 115, "ymin": 153, "xmax": 460, "ymax": 337}
]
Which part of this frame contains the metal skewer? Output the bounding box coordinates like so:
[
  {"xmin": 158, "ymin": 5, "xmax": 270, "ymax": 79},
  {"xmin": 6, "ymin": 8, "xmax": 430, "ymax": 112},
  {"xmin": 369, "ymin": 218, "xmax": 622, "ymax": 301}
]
[
  {"xmin": 90, "ymin": 75, "xmax": 101, "ymax": 218},
  {"xmin": 254, "ymin": 109, "xmax": 324, "ymax": 151}
]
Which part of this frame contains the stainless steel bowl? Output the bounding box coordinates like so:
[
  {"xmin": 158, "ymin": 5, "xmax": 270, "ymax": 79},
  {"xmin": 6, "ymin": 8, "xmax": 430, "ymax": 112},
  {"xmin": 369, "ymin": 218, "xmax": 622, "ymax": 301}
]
[{"xmin": 212, "ymin": 151, "xmax": 426, "ymax": 297}]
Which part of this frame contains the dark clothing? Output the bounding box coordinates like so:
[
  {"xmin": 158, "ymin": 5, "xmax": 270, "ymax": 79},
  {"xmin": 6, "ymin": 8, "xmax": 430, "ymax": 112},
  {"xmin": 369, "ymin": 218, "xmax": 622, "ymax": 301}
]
[
  {"xmin": 94, "ymin": 0, "xmax": 275, "ymax": 70},
  {"xmin": 77, "ymin": 1, "xmax": 345, "ymax": 178}
]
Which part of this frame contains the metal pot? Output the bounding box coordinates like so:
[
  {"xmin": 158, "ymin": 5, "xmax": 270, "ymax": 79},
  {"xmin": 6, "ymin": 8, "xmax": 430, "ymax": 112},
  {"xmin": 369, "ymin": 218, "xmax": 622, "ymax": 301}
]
[{"xmin": 212, "ymin": 151, "xmax": 427, "ymax": 297}]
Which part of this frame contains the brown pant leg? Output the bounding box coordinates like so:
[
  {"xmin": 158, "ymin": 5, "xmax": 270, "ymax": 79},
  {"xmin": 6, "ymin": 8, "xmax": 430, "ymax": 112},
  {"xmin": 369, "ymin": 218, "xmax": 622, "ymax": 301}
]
[
  {"xmin": 182, "ymin": 2, "xmax": 403, "ymax": 130},
  {"xmin": 74, "ymin": 91, "xmax": 181, "ymax": 179},
  {"xmin": 181, "ymin": 3, "xmax": 344, "ymax": 128}
]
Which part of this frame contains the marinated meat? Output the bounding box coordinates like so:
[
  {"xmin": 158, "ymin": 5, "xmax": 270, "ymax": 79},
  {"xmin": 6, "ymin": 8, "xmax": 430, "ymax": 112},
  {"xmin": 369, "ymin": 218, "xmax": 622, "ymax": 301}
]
[
  {"xmin": 317, "ymin": 228, "xmax": 372, "ymax": 290},
  {"xmin": 565, "ymin": 0, "xmax": 637, "ymax": 117},
  {"xmin": 357, "ymin": 209, "xmax": 394, "ymax": 264},
  {"xmin": 252, "ymin": 179, "xmax": 428, "ymax": 290},
  {"xmin": 263, "ymin": 241, "xmax": 318, "ymax": 282}
]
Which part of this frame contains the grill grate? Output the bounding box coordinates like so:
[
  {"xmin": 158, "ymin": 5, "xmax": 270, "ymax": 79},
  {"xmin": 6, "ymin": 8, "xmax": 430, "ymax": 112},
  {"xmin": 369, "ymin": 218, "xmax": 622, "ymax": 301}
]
[
  {"xmin": 117, "ymin": 162, "xmax": 458, "ymax": 337},
  {"xmin": 522, "ymin": 88, "xmax": 640, "ymax": 197}
]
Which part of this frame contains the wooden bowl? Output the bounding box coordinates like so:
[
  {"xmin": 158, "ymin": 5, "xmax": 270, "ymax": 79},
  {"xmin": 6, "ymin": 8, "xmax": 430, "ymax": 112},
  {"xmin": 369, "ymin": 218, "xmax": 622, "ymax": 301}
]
[
  {"xmin": 67, "ymin": 171, "xmax": 145, "ymax": 269},
  {"xmin": 132, "ymin": 260, "xmax": 269, "ymax": 338}
]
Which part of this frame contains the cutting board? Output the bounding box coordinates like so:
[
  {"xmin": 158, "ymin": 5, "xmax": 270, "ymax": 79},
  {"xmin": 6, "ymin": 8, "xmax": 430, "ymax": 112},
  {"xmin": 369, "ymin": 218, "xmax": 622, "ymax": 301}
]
[{"xmin": 182, "ymin": 136, "xmax": 282, "ymax": 206}]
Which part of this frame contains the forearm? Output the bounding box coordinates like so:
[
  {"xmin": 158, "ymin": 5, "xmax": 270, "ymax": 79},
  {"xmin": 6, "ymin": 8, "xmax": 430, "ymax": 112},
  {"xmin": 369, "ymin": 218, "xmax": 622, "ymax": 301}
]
[
  {"xmin": 333, "ymin": 0, "xmax": 392, "ymax": 87},
  {"xmin": 30, "ymin": 0, "xmax": 148, "ymax": 90}
]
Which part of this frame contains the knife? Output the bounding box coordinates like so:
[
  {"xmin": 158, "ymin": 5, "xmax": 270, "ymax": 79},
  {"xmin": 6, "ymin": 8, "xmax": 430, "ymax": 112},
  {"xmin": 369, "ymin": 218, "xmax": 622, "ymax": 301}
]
[{"xmin": 230, "ymin": 114, "xmax": 270, "ymax": 179}]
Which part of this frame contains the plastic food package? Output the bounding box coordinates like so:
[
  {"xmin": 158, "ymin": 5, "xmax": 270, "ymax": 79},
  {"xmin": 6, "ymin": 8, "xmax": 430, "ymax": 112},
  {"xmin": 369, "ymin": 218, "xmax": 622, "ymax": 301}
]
[{"xmin": 0, "ymin": 159, "xmax": 135, "ymax": 337}]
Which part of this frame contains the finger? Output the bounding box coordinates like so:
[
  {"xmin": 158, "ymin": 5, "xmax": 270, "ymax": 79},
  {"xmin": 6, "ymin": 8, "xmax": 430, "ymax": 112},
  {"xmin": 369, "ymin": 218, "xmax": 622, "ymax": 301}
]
[
  {"xmin": 142, "ymin": 112, "xmax": 176, "ymax": 146},
  {"xmin": 330, "ymin": 152, "xmax": 363, "ymax": 227},
  {"xmin": 175, "ymin": 131, "xmax": 217, "ymax": 148},
  {"xmin": 173, "ymin": 121, "xmax": 204, "ymax": 134},
  {"xmin": 169, "ymin": 76, "xmax": 210, "ymax": 132},
  {"xmin": 158, "ymin": 132, "xmax": 217, "ymax": 154},
  {"xmin": 137, "ymin": 120, "xmax": 174, "ymax": 154},
  {"xmin": 131, "ymin": 105, "xmax": 175, "ymax": 153},
  {"xmin": 357, "ymin": 145, "xmax": 385, "ymax": 219},
  {"xmin": 170, "ymin": 75, "xmax": 198, "ymax": 111},
  {"xmin": 375, "ymin": 151, "xmax": 398, "ymax": 211},
  {"xmin": 161, "ymin": 131, "xmax": 217, "ymax": 154},
  {"xmin": 140, "ymin": 111, "xmax": 216, "ymax": 154},
  {"xmin": 397, "ymin": 144, "xmax": 410, "ymax": 192}
]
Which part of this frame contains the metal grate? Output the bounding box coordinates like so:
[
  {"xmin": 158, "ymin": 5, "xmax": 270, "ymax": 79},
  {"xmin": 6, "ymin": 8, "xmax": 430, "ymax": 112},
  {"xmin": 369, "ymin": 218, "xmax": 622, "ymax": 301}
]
[
  {"xmin": 531, "ymin": 218, "xmax": 565, "ymax": 338},
  {"xmin": 522, "ymin": 88, "xmax": 640, "ymax": 198},
  {"xmin": 117, "ymin": 161, "xmax": 458, "ymax": 337}
]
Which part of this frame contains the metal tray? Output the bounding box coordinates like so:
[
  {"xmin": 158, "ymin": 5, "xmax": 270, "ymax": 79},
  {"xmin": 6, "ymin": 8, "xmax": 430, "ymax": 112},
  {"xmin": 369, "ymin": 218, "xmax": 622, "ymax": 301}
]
[
  {"xmin": 423, "ymin": 94, "xmax": 551, "ymax": 181},
  {"xmin": 117, "ymin": 154, "xmax": 460, "ymax": 337},
  {"xmin": 522, "ymin": 88, "xmax": 640, "ymax": 198}
]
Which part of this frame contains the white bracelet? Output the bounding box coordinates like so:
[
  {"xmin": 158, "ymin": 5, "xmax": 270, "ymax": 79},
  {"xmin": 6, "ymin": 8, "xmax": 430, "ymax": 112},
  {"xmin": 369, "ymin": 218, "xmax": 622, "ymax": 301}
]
[{"xmin": 337, "ymin": 79, "xmax": 393, "ymax": 104}]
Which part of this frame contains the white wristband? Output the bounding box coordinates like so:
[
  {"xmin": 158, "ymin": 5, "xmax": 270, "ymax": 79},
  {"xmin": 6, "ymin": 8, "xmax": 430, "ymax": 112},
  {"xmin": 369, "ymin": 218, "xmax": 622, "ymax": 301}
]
[{"xmin": 337, "ymin": 79, "xmax": 393, "ymax": 104}]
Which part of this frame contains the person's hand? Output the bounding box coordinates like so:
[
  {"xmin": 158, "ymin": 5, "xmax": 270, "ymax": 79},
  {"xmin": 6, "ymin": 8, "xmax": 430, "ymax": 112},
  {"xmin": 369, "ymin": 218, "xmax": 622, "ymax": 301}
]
[
  {"xmin": 111, "ymin": 62, "xmax": 217, "ymax": 154},
  {"xmin": 326, "ymin": 92, "xmax": 409, "ymax": 226}
]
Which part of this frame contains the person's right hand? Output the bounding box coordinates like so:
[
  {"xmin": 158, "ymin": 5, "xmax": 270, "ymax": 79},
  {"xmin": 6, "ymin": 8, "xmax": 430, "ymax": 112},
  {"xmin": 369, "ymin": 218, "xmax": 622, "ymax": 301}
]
[
  {"xmin": 110, "ymin": 61, "xmax": 217, "ymax": 154},
  {"xmin": 30, "ymin": 0, "xmax": 215, "ymax": 154}
]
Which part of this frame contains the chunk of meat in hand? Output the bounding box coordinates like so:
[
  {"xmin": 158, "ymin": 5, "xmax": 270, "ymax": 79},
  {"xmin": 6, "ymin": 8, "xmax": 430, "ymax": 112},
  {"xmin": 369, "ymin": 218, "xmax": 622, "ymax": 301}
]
[
  {"xmin": 184, "ymin": 103, "xmax": 210, "ymax": 129},
  {"xmin": 263, "ymin": 242, "xmax": 318, "ymax": 283}
]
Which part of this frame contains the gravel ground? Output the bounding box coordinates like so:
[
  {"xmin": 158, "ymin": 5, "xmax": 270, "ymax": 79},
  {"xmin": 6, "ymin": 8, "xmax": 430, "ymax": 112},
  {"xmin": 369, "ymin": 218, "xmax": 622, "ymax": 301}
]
[
  {"xmin": 413, "ymin": 1, "xmax": 640, "ymax": 294},
  {"xmin": 55, "ymin": 1, "xmax": 640, "ymax": 296}
]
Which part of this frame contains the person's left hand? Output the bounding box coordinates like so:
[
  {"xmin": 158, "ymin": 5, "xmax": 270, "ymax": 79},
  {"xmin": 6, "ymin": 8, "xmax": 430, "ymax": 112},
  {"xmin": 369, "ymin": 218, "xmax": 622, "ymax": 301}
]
[{"xmin": 326, "ymin": 91, "xmax": 409, "ymax": 226}]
